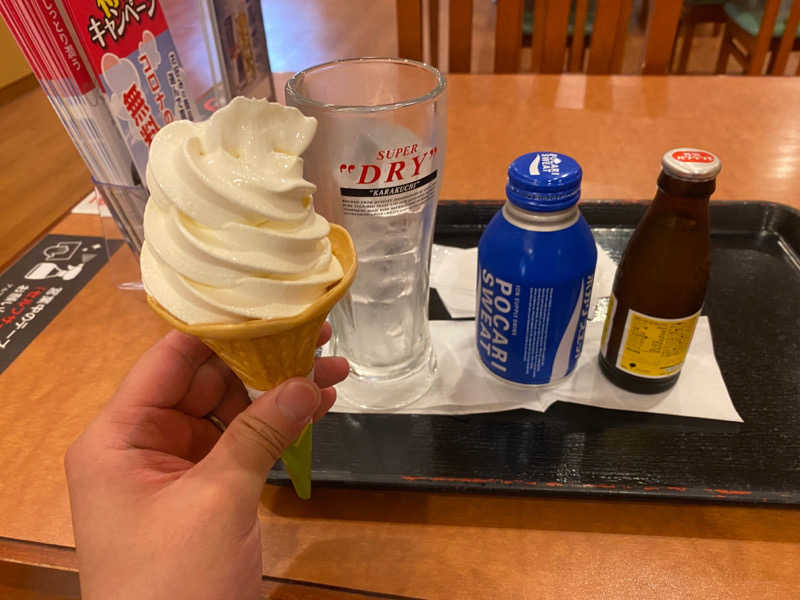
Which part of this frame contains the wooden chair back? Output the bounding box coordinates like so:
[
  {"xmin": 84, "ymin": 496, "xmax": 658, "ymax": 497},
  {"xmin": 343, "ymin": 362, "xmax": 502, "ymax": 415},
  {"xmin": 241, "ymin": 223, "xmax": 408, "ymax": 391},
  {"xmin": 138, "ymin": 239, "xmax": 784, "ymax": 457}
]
[
  {"xmin": 716, "ymin": 0, "xmax": 800, "ymax": 75},
  {"xmin": 640, "ymin": 0, "xmax": 683, "ymax": 74},
  {"xmin": 767, "ymin": 0, "xmax": 800, "ymax": 74},
  {"xmin": 396, "ymin": 0, "xmax": 634, "ymax": 73},
  {"xmin": 532, "ymin": 0, "xmax": 633, "ymax": 73}
]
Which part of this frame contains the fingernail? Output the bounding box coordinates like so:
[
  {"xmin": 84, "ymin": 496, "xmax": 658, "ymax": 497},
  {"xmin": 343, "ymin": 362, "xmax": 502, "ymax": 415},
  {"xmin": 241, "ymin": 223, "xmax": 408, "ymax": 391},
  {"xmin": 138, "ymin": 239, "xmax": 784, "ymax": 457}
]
[{"xmin": 275, "ymin": 379, "xmax": 320, "ymax": 423}]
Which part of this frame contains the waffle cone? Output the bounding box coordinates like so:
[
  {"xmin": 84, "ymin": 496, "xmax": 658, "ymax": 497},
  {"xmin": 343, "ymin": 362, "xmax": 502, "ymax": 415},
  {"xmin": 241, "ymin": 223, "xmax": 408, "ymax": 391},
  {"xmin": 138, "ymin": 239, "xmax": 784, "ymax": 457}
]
[{"xmin": 147, "ymin": 224, "xmax": 357, "ymax": 391}]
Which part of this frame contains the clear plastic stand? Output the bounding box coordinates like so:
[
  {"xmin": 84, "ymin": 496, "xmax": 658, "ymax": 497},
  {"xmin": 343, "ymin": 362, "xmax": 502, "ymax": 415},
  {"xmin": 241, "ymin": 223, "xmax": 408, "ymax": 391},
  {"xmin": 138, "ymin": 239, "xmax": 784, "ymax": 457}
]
[{"xmin": 93, "ymin": 180, "xmax": 147, "ymax": 291}]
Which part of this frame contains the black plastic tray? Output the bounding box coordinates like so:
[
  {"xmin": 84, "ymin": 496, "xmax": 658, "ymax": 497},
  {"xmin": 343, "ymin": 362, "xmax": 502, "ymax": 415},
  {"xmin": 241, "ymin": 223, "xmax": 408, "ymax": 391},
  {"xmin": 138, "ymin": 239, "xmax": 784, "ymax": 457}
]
[{"xmin": 270, "ymin": 201, "xmax": 800, "ymax": 504}]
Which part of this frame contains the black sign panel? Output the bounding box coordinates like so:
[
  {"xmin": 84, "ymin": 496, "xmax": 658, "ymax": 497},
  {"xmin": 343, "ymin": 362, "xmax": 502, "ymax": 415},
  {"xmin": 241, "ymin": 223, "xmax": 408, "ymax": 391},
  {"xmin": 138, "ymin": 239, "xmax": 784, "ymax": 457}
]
[{"xmin": 0, "ymin": 235, "xmax": 122, "ymax": 374}]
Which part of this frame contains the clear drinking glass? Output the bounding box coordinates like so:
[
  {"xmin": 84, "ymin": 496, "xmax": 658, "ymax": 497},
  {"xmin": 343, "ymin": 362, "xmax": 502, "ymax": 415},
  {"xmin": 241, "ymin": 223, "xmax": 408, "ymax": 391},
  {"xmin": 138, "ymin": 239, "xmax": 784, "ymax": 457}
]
[{"xmin": 286, "ymin": 58, "xmax": 447, "ymax": 410}]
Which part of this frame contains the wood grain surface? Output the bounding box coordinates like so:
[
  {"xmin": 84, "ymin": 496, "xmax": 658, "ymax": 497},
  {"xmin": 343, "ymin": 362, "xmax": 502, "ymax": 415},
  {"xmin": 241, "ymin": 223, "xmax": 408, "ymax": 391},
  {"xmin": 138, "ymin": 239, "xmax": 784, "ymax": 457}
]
[
  {"xmin": 438, "ymin": 75, "xmax": 800, "ymax": 207},
  {"xmin": 1, "ymin": 75, "xmax": 800, "ymax": 598},
  {"xmin": 0, "ymin": 89, "xmax": 90, "ymax": 271},
  {"xmin": 0, "ymin": 539, "xmax": 411, "ymax": 599}
]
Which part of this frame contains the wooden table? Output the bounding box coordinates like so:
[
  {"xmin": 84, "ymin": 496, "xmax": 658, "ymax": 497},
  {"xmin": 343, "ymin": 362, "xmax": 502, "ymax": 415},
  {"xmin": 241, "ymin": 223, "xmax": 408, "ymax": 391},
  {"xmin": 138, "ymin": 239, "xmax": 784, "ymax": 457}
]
[{"xmin": 2, "ymin": 75, "xmax": 799, "ymax": 599}]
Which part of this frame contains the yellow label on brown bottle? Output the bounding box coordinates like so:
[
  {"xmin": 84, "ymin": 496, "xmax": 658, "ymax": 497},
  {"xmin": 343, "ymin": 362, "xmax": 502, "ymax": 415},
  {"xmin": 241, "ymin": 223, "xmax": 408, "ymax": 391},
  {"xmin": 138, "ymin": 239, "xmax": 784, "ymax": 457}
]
[{"xmin": 616, "ymin": 309, "xmax": 700, "ymax": 379}]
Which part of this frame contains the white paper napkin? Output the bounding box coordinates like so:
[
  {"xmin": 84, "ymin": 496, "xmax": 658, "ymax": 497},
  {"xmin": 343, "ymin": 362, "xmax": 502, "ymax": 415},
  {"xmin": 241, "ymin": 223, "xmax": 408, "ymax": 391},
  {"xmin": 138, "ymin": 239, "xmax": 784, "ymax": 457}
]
[
  {"xmin": 72, "ymin": 189, "xmax": 112, "ymax": 218},
  {"xmin": 332, "ymin": 317, "xmax": 740, "ymax": 423},
  {"xmin": 429, "ymin": 244, "xmax": 478, "ymax": 318}
]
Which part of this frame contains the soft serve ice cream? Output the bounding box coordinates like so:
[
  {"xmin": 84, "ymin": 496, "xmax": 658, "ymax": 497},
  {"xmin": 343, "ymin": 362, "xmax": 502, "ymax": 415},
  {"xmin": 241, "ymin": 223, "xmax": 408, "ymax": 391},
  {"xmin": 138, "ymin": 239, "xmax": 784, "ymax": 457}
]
[{"xmin": 140, "ymin": 97, "xmax": 343, "ymax": 324}]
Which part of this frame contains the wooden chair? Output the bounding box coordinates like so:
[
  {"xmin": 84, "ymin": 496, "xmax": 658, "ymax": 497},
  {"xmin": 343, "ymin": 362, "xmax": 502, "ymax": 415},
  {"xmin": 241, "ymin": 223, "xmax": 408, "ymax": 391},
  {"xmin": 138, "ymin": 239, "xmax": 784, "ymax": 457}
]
[
  {"xmin": 532, "ymin": 0, "xmax": 634, "ymax": 73},
  {"xmin": 715, "ymin": 0, "xmax": 800, "ymax": 75},
  {"xmin": 674, "ymin": 0, "xmax": 728, "ymax": 73},
  {"xmin": 640, "ymin": 0, "xmax": 685, "ymax": 74},
  {"xmin": 396, "ymin": 0, "xmax": 633, "ymax": 73}
]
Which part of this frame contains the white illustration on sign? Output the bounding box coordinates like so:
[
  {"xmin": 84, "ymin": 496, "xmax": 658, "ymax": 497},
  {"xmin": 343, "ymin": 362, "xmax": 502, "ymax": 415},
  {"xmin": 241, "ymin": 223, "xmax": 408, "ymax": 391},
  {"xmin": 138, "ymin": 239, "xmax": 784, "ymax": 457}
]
[
  {"xmin": 25, "ymin": 263, "xmax": 84, "ymax": 282},
  {"xmin": 139, "ymin": 31, "xmax": 162, "ymax": 71},
  {"xmin": 102, "ymin": 53, "xmax": 145, "ymax": 147},
  {"xmin": 43, "ymin": 241, "xmax": 82, "ymax": 262}
]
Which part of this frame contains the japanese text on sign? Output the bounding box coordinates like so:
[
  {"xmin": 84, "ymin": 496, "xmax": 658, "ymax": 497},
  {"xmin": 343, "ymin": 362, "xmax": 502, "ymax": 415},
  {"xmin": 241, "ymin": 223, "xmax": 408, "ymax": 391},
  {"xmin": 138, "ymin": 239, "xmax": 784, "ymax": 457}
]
[
  {"xmin": 88, "ymin": 0, "xmax": 157, "ymax": 49},
  {"xmin": 138, "ymin": 53, "xmax": 173, "ymax": 124},
  {"xmin": 123, "ymin": 82, "xmax": 160, "ymax": 144},
  {"xmin": 0, "ymin": 287, "xmax": 60, "ymax": 349},
  {"xmin": 166, "ymin": 51, "xmax": 194, "ymax": 120}
]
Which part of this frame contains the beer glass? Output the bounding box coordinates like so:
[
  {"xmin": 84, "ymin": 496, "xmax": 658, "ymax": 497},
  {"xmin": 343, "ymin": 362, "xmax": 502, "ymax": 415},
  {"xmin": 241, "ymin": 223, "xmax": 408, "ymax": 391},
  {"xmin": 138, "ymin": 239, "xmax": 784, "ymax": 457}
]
[{"xmin": 286, "ymin": 58, "xmax": 447, "ymax": 409}]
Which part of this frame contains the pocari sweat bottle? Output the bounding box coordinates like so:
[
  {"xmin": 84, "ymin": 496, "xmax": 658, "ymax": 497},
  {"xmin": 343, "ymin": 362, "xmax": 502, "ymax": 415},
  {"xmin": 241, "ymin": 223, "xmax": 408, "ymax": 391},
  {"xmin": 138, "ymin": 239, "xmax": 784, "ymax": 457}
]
[{"xmin": 476, "ymin": 152, "xmax": 597, "ymax": 386}]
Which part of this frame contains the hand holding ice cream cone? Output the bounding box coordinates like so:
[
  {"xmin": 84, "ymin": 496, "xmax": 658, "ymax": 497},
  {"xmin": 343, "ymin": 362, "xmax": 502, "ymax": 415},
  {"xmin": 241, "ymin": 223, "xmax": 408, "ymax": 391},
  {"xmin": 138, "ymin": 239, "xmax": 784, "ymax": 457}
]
[
  {"xmin": 65, "ymin": 325, "xmax": 349, "ymax": 599},
  {"xmin": 140, "ymin": 97, "xmax": 357, "ymax": 497}
]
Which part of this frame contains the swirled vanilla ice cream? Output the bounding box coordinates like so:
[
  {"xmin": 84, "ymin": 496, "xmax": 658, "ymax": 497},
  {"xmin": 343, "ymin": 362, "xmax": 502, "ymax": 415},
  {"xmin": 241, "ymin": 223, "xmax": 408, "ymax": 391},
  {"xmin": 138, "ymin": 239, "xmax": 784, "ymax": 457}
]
[{"xmin": 140, "ymin": 97, "xmax": 344, "ymax": 324}]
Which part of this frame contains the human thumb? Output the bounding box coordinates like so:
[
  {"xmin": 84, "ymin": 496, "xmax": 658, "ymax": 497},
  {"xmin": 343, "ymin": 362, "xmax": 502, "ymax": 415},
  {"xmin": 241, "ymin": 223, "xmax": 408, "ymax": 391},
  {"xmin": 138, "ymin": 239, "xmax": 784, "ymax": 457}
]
[{"xmin": 196, "ymin": 378, "xmax": 321, "ymax": 506}]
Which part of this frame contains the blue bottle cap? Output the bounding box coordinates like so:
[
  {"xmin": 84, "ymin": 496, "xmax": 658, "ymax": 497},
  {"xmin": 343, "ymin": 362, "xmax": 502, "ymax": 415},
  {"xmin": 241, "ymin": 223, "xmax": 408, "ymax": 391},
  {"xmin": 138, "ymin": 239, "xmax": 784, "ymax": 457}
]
[{"xmin": 506, "ymin": 152, "xmax": 582, "ymax": 212}]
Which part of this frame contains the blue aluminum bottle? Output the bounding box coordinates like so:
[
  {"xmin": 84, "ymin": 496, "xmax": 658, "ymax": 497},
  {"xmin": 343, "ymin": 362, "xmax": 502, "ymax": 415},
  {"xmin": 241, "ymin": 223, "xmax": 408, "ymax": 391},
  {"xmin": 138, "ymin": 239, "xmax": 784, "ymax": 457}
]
[{"xmin": 476, "ymin": 152, "xmax": 597, "ymax": 385}]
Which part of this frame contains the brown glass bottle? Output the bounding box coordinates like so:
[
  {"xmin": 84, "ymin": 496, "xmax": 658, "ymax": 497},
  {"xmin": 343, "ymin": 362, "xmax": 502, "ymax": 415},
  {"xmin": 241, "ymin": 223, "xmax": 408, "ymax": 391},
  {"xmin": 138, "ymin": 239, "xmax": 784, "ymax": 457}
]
[{"xmin": 598, "ymin": 149, "xmax": 720, "ymax": 394}]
